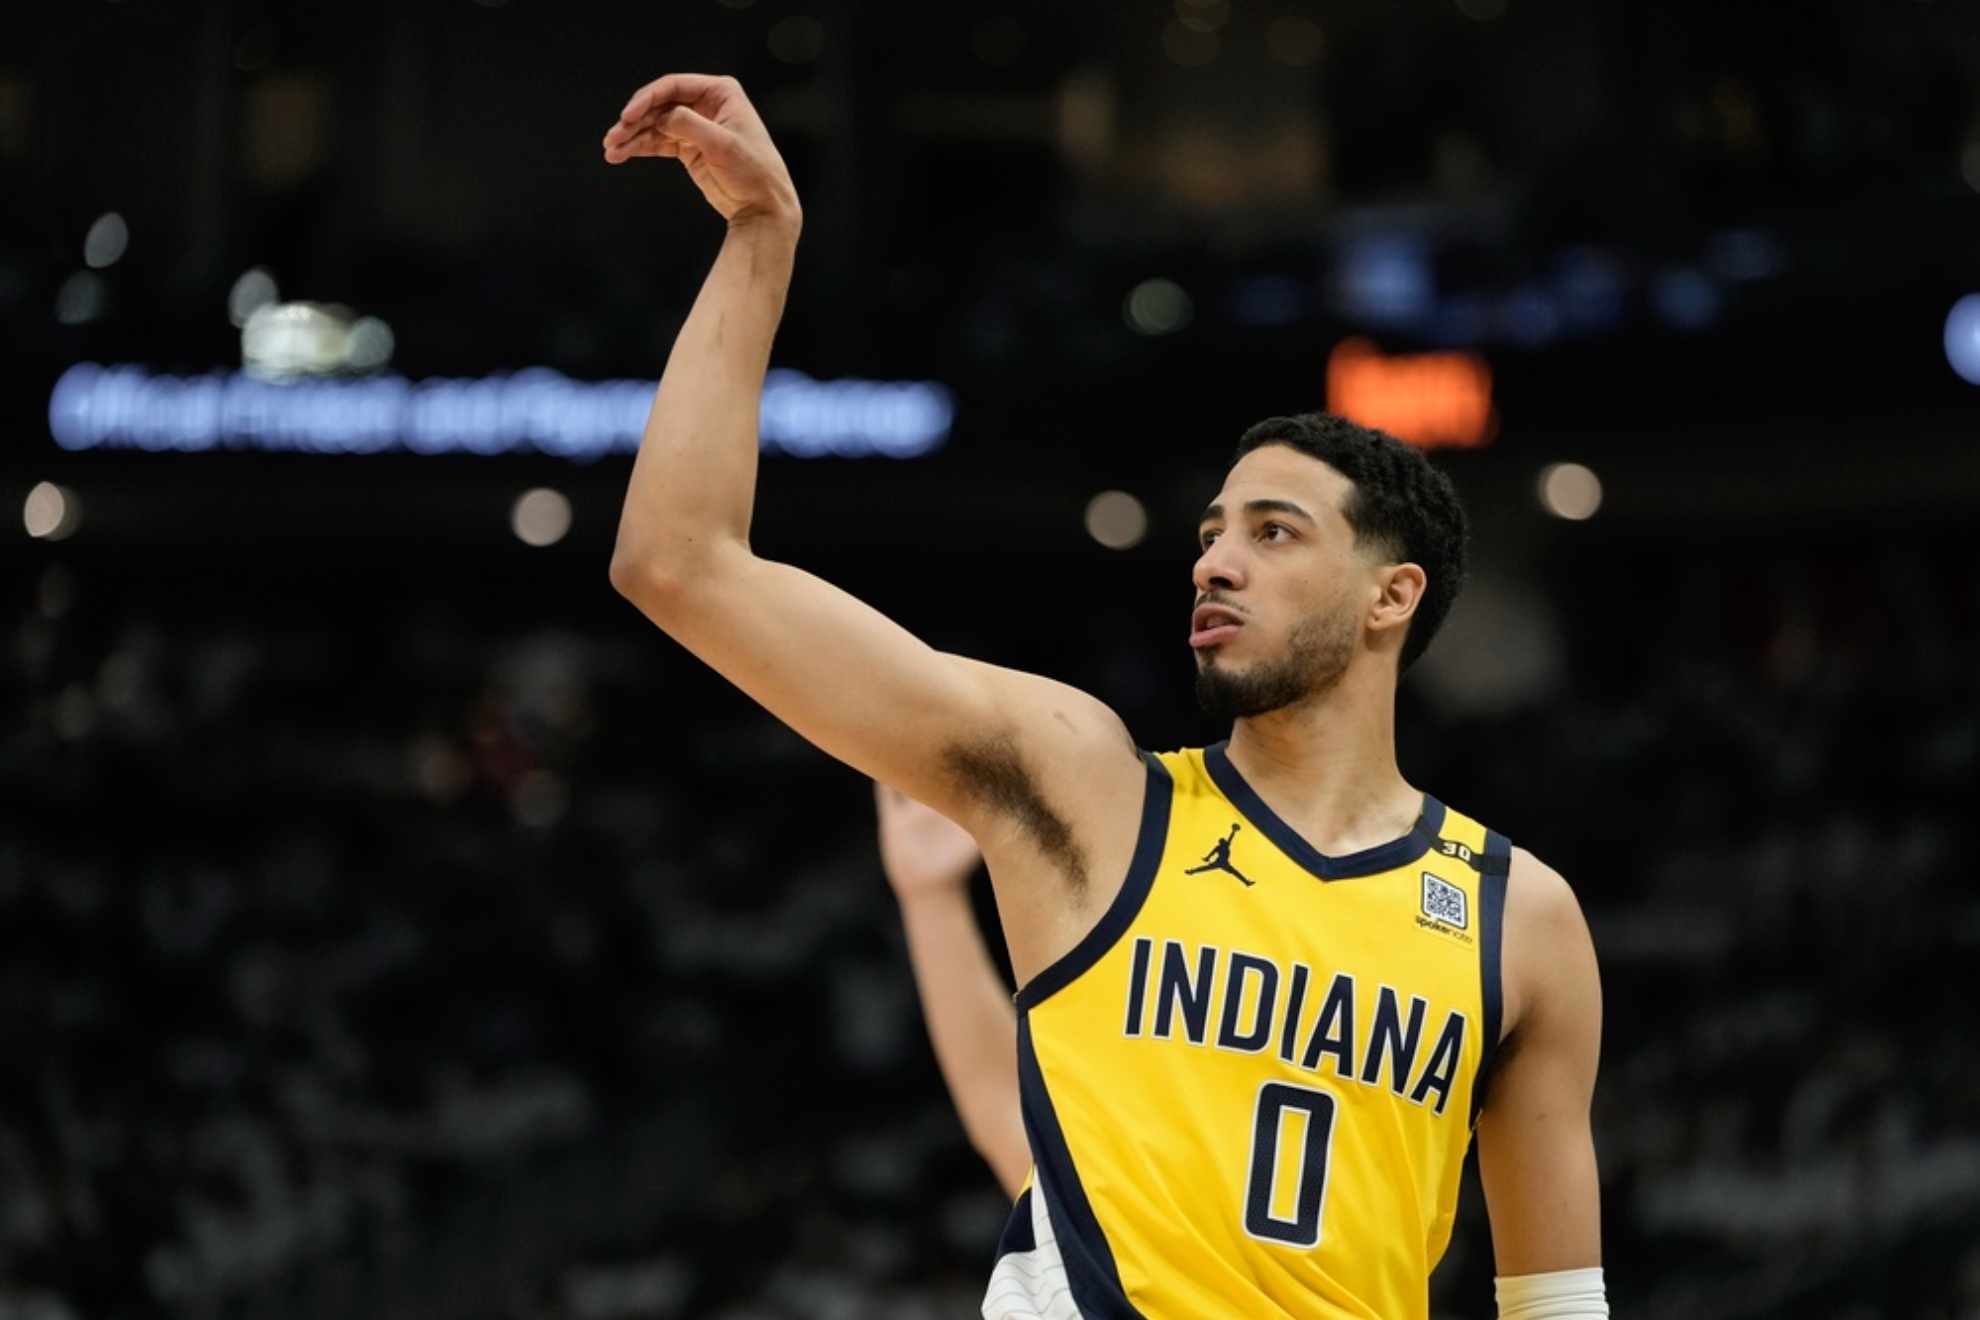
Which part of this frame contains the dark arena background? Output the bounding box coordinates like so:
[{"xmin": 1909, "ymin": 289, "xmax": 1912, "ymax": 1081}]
[{"xmin": 6, "ymin": 2, "xmax": 1980, "ymax": 1317}]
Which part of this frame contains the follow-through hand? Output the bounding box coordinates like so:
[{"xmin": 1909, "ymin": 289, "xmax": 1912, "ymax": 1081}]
[{"xmin": 601, "ymin": 73, "xmax": 800, "ymax": 230}]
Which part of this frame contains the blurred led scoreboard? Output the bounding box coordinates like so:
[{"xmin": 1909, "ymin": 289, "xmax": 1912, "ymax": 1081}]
[
  {"xmin": 1325, "ymin": 339, "xmax": 1494, "ymax": 451},
  {"xmin": 48, "ymin": 363, "xmax": 955, "ymax": 461}
]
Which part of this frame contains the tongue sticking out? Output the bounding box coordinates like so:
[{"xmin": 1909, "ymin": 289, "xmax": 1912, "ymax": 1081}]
[{"xmin": 1190, "ymin": 622, "xmax": 1242, "ymax": 649}]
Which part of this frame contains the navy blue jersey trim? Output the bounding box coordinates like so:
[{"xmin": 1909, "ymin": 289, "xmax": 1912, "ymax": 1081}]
[
  {"xmin": 1202, "ymin": 741, "xmax": 1446, "ymax": 882},
  {"xmin": 1470, "ymin": 828, "xmax": 1512, "ymax": 1126},
  {"xmin": 1013, "ymin": 751, "xmax": 1173, "ymax": 1012},
  {"xmin": 992, "ymin": 1187, "xmax": 1037, "ymax": 1260},
  {"xmin": 1016, "ymin": 1015, "xmax": 1144, "ymax": 1319}
]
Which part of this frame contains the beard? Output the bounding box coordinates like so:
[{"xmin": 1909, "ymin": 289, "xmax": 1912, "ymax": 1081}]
[{"xmin": 1194, "ymin": 607, "xmax": 1357, "ymax": 723}]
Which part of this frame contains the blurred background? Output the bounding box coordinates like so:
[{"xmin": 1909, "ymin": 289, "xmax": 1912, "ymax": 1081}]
[{"xmin": 6, "ymin": 1, "xmax": 1980, "ymax": 1316}]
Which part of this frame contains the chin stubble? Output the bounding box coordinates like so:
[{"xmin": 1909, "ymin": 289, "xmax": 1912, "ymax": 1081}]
[{"xmin": 1194, "ymin": 610, "xmax": 1356, "ymax": 723}]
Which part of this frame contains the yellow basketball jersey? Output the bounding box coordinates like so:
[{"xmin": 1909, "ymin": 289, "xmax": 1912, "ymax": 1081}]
[{"xmin": 982, "ymin": 744, "xmax": 1509, "ymax": 1320}]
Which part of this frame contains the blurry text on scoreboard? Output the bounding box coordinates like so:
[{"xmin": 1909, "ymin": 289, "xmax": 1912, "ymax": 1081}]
[
  {"xmin": 47, "ymin": 364, "xmax": 954, "ymax": 461},
  {"xmin": 1326, "ymin": 338, "xmax": 1495, "ymax": 450}
]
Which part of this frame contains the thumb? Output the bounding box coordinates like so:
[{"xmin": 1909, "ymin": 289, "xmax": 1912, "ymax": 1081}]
[{"xmin": 655, "ymin": 105, "xmax": 741, "ymax": 159}]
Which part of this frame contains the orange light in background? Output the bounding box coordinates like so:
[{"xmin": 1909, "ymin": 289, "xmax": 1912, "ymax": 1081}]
[{"xmin": 1326, "ymin": 337, "xmax": 1496, "ymax": 450}]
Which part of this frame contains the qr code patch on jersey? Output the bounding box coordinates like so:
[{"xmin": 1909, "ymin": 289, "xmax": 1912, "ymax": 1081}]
[{"xmin": 1421, "ymin": 872, "xmax": 1468, "ymax": 929}]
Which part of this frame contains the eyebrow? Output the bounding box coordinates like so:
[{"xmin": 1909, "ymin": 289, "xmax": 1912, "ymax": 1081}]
[{"xmin": 1197, "ymin": 498, "xmax": 1318, "ymax": 527}]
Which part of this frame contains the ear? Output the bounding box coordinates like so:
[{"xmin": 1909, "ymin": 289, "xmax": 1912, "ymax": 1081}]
[{"xmin": 1367, "ymin": 561, "xmax": 1427, "ymax": 637}]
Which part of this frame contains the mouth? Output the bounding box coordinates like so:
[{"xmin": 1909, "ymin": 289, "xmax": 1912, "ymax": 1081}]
[{"xmin": 1189, "ymin": 602, "xmax": 1244, "ymax": 650}]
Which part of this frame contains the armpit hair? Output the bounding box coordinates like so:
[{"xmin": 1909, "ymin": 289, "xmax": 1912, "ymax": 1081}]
[{"xmin": 941, "ymin": 733, "xmax": 1089, "ymax": 894}]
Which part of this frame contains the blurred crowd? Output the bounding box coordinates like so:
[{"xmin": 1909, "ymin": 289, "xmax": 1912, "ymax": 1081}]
[{"xmin": 3, "ymin": 527, "xmax": 1976, "ymax": 1320}]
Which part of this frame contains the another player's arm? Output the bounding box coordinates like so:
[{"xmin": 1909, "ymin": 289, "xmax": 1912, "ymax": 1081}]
[
  {"xmin": 875, "ymin": 785, "xmax": 1027, "ymax": 1198},
  {"xmin": 600, "ymin": 76, "xmax": 1146, "ymax": 970},
  {"xmin": 1474, "ymin": 848, "xmax": 1607, "ymax": 1317}
]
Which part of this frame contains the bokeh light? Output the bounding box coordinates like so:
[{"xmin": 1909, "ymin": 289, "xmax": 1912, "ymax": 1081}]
[
  {"xmin": 511, "ymin": 488, "xmax": 573, "ymax": 547},
  {"xmin": 1536, "ymin": 462, "xmax": 1603, "ymax": 521},
  {"xmin": 1944, "ymin": 294, "xmax": 1980, "ymax": 385},
  {"xmin": 1084, "ymin": 490, "xmax": 1148, "ymax": 550},
  {"xmin": 84, "ymin": 212, "xmax": 128, "ymax": 268},
  {"xmin": 1124, "ymin": 279, "xmax": 1193, "ymax": 336},
  {"xmin": 768, "ymin": 16, "xmax": 824, "ymax": 63},
  {"xmin": 23, "ymin": 481, "xmax": 82, "ymax": 540},
  {"xmin": 228, "ymin": 267, "xmax": 279, "ymax": 328}
]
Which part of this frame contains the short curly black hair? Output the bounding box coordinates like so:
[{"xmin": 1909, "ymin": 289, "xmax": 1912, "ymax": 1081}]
[{"xmin": 1231, "ymin": 412, "xmax": 1469, "ymax": 673}]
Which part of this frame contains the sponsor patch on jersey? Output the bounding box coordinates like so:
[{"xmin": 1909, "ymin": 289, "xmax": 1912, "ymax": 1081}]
[{"xmin": 1420, "ymin": 872, "xmax": 1468, "ymax": 930}]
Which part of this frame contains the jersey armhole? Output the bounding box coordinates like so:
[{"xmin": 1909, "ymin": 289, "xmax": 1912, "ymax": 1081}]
[
  {"xmin": 1470, "ymin": 828, "xmax": 1512, "ymax": 1126},
  {"xmin": 1012, "ymin": 751, "xmax": 1173, "ymax": 1012}
]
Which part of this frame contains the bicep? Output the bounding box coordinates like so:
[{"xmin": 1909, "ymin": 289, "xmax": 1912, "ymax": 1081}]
[
  {"xmin": 1475, "ymin": 851, "xmax": 1603, "ymax": 1276},
  {"xmin": 616, "ymin": 545, "xmax": 1136, "ymax": 832}
]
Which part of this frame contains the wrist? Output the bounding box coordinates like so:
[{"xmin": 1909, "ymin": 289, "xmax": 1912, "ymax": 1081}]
[
  {"xmin": 728, "ymin": 202, "xmax": 802, "ymax": 243},
  {"xmin": 1495, "ymin": 1267, "xmax": 1607, "ymax": 1319}
]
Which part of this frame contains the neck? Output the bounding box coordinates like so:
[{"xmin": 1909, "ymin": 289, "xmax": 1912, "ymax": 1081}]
[{"xmin": 1222, "ymin": 657, "xmax": 1417, "ymax": 856}]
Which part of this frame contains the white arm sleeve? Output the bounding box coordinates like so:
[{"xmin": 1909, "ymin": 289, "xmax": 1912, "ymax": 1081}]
[{"xmin": 1496, "ymin": 1267, "xmax": 1609, "ymax": 1319}]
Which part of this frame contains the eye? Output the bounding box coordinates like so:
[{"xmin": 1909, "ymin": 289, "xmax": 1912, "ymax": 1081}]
[
  {"xmin": 1198, "ymin": 528, "xmax": 1220, "ymax": 549},
  {"xmin": 1260, "ymin": 521, "xmax": 1293, "ymax": 542}
]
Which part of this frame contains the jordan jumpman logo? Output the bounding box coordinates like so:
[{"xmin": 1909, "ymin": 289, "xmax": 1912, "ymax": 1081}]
[{"xmin": 1184, "ymin": 822, "xmax": 1254, "ymax": 887}]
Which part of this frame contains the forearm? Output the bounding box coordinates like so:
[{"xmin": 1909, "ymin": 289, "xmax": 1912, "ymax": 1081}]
[
  {"xmin": 897, "ymin": 888, "xmax": 1028, "ymax": 1196},
  {"xmin": 611, "ymin": 216, "xmax": 797, "ymax": 580},
  {"xmin": 1478, "ymin": 1115, "xmax": 1602, "ymax": 1273}
]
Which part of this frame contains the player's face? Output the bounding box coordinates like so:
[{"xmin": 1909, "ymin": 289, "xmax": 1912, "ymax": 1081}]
[{"xmin": 1190, "ymin": 445, "xmax": 1370, "ymax": 720}]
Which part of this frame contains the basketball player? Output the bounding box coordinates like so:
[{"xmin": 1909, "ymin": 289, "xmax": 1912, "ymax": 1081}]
[
  {"xmin": 604, "ymin": 73, "xmax": 1605, "ymax": 1319},
  {"xmin": 875, "ymin": 782, "xmax": 1028, "ymax": 1198}
]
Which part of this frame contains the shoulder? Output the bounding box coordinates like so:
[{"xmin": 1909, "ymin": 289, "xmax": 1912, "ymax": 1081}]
[
  {"xmin": 1506, "ymin": 846, "xmax": 1583, "ymax": 932},
  {"xmin": 1501, "ymin": 846, "xmax": 1601, "ymax": 1041}
]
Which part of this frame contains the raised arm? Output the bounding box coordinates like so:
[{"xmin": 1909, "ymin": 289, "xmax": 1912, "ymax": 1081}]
[
  {"xmin": 600, "ymin": 75, "xmax": 1147, "ymax": 980},
  {"xmin": 1474, "ymin": 847, "xmax": 1607, "ymax": 1317},
  {"xmin": 876, "ymin": 784, "xmax": 1027, "ymax": 1198}
]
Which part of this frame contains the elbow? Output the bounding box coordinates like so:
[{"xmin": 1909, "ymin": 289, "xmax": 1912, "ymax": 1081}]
[
  {"xmin": 607, "ymin": 544, "xmax": 658, "ymax": 604},
  {"xmin": 609, "ymin": 536, "xmax": 740, "ymax": 618},
  {"xmin": 607, "ymin": 542, "xmax": 692, "ymax": 619}
]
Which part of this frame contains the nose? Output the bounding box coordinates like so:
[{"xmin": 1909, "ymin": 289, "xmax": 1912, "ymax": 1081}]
[{"xmin": 1192, "ymin": 538, "xmax": 1246, "ymax": 597}]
